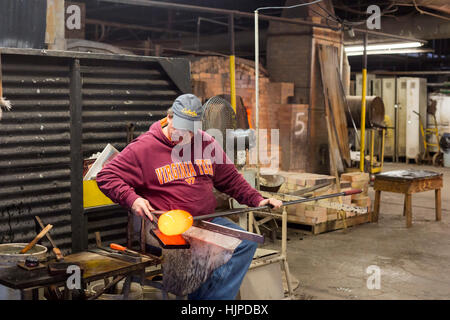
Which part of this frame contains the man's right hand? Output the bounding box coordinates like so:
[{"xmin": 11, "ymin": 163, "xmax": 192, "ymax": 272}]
[{"xmin": 131, "ymin": 197, "xmax": 155, "ymax": 221}]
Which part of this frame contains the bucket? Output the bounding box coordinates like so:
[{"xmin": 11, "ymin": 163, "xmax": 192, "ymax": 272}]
[
  {"xmin": 440, "ymin": 133, "xmax": 450, "ymax": 168},
  {"xmin": 0, "ymin": 243, "xmax": 48, "ymax": 300},
  {"xmin": 259, "ymin": 174, "xmax": 286, "ymax": 193},
  {"xmin": 91, "ymin": 280, "xmax": 143, "ymax": 300},
  {"xmin": 444, "ymin": 150, "xmax": 450, "ymax": 168},
  {"xmin": 142, "ymin": 285, "xmax": 165, "ymax": 300}
]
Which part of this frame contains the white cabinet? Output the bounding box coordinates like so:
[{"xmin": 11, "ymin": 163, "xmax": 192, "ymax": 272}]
[
  {"xmin": 355, "ymin": 73, "xmax": 376, "ymax": 96},
  {"xmin": 396, "ymin": 77, "xmax": 427, "ymax": 160},
  {"xmin": 381, "ymin": 78, "xmax": 396, "ymax": 157}
]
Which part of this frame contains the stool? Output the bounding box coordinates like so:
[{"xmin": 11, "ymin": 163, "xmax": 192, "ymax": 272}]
[{"xmin": 373, "ymin": 170, "xmax": 443, "ymax": 228}]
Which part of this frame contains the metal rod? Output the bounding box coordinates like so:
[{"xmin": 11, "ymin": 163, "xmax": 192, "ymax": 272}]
[
  {"xmin": 394, "ymin": 76, "xmax": 398, "ymax": 162},
  {"xmin": 193, "ymin": 189, "xmax": 362, "ymax": 221},
  {"xmin": 229, "ymin": 14, "xmax": 236, "ymax": 113},
  {"xmin": 359, "ymin": 32, "xmax": 368, "ymax": 172},
  {"xmin": 85, "ymin": 18, "xmax": 191, "ymax": 35},
  {"xmin": 197, "ymin": 16, "xmax": 243, "ymax": 52},
  {"xmin": 255, "ymin": 10, "xmax": 260, "ymax": 190},
  {"xmin": 35, "ymin": 216, "xmax": 57, "ymax": 248},
  {"xmin": 100, "ymin": 0, "xmax": 338, "ymax": 29}
]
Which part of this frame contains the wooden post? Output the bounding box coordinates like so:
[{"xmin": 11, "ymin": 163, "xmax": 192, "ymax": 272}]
[
  {"xmin": 405, "ymin": 193, "xmax": 412, "ymax": 228},
  {"xmin": 373, "ymin": 190, "xmax": 381, "ymax": 222},
  {"xmin": 435, "ymin": 188, "xmax": 442, "ymax": 221},
  {"xmin": 403, "ymin": 196, "xmax": 406, "ymax": 216},
  {"xmin": 95, "ymin": 232, "xmax": 102, "ymax": 248}
]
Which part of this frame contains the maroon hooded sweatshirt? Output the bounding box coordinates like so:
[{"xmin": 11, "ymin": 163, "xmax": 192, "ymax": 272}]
[{"xmin": 96, "ymin": 121, "xmax": 264, "ymax": 217}]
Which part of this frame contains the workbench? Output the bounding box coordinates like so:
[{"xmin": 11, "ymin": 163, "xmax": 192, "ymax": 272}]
[
  {"xmin": 0, "ymin": 250, "xmax": 160, "ymax": 300},
  {"xmin": 373, "ymin": 170, "xmax": 443, "ymax": 228}
]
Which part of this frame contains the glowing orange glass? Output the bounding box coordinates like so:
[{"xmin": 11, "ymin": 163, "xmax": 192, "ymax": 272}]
[{"xmin": 158, "ymin": 209, "xmax": 193, "ymax": 236}]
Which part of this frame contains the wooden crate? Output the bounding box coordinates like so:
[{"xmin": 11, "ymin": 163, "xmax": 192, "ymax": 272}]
[{"xmin": 286, "ymin": 211, "xmax": 371, "ymax": 235}]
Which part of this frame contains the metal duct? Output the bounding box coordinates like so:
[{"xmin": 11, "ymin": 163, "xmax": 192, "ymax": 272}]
[{"xmin": 345, "ymin": 96, "xmax": 385, "ymax": 129}]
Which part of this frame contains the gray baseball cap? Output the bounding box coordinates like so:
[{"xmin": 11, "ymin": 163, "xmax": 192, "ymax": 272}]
[{"xmin": 171, "ymin": 94, "xmax": 204, "ymax": 132}]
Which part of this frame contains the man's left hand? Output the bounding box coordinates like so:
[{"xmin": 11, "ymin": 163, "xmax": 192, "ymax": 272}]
[{"xmin": 258, "ymin": 198, "xmax": 283, "ymax": 209}]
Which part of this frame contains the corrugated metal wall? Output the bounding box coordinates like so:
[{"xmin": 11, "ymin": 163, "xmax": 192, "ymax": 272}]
[
  {"xmin": 0, "ymin": 54, "xmax": 72, "ymax": 250},
  {"xmin": 0, "ymin": 49, "xmax": 188, "ymax": 252},
  {"xmin": 81, "ymin": 58, "xmax": 179, "ymax": 247},
  {"xmin": 0, "ymin": 0, "xmax": 47, "ymax": 49}
]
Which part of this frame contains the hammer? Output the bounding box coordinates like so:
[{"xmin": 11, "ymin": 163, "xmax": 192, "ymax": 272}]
[{"xmin": 35, "ymin": 216, "xmax": 64, "ymax": 261}]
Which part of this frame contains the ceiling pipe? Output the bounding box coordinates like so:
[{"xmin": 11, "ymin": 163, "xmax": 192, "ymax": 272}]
[{"xmin": 97, "ymin": 0, "xmax": 427, "ymax": 43}]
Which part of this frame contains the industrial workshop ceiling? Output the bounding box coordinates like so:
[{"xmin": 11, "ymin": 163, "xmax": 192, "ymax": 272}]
[{"xmin": 74, "ymin": 0, "xmax": 450, "ymax": 73}]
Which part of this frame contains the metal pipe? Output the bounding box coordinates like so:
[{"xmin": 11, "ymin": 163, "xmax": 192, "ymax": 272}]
[
  {"xmin": 255, "ymin": 10, "xmax": 260, "ymax": 190},
  {"xmin": 229, "ymin": 14, "xmax": 236, "ymax": 113},
  {"xmin": 85, "ymin": 18, "xmax": 191, "ymax": 35},
  {"xmin": 359, "ymin": 33, "xmax": 368, "ymax": 172},
  {"xmin": 98, "ymin": 0, "xmax": 427, "ymax": 44},
  {"xmin": 346, "ymin": 96, "xmax": 385, "ymax": 128},
  {"xmin": 193, "ymin": 189, "xmax": 362, "ymax": 221},
  {"xmin": 196, "ymin": 17, "xmax": 244, "ymax": 52}
]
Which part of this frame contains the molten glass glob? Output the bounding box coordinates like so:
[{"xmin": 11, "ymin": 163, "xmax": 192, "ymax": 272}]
[{"xmin": 158, "ymin": 209, "xmax": 193, "ymax": 236}]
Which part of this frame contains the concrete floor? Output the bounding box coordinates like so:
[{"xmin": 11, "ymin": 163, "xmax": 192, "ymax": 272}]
[{"xmin": 262, "ymin": 163, "xmax": 450, "ymax": 300}]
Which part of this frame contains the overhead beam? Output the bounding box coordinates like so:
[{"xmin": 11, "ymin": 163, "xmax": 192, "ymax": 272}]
[{"xmin": 85, "ymin": 18, "xmax": 192, "ymax": 36}]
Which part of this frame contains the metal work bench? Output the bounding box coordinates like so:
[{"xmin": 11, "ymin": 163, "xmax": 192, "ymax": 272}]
[
  {"xmin": 372, "ymin": 170, "xmax": 443, "ymax": 228},
  {"xmin": 0, "ymin": 250, "xmax": 160, "ymax": 300}
]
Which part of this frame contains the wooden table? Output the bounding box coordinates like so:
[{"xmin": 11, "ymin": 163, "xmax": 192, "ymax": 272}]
[
  {"xmin": 373, "ymin": 170, "xmax": 443, "ymax": 228},
  {"xmin": 0, "ymin": 250, "xmax": 160, "ymax": 300}
]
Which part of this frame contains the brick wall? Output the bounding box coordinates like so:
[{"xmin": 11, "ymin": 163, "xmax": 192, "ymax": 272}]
[{"xmin": 191, "ymin": 56, "xmax": 309, "ymax": 171}]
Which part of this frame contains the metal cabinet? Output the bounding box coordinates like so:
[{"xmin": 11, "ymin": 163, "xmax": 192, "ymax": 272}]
[
  {"xmin": 381, "ymin": 78, "xmax": 396, "ymax": 158},
  {"xmin": 396, "ymin": 77, "xmax": 427, "ymax": 161}
]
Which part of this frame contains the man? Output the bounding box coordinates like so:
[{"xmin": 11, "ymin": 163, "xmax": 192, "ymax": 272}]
[{"xmin": 96, "ymin": 93, "xmax": 282, "ymax": 300}]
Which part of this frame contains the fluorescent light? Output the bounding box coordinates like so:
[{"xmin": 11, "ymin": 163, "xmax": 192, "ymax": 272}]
[
  {"xmin": 345, "ymin": 42, "xmax": 423, "ymax": 53},
  {"xmin": 345, "ymin": 48, "xmax": 432, "ymax": 56}
]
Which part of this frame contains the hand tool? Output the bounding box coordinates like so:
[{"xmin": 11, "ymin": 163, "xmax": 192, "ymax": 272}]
[
  {"xmin": 35, "ymin": 216, "xmax": 64, "ymax": 261},
  {"xmin": 192, "ymin": 189, "xmax": 362, "ymax": 222},
  {"xmin": 144, "ymin": 189, "xmax": 362, "ymax": 249},
  {"xmin": 89, "ymin": 248, "xmax": 141, "ymax": 263},
  {"xmin": 93, "ymin": 231, "xmax": 144, "ymax": 260},
  {"xmin": 109, "ymin": 243, "xmax": 142, "ymax": 257},
  {"xmin": 149, "ymin": 229, "xmax": 190, "ymax": 249},
  {"xmin": 20, "ymin": 224, "xmax": 53, "ymax": 254},
  {"xmin": 153, "ymin": 189, "xmax": 363, "ymax": 237}
]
